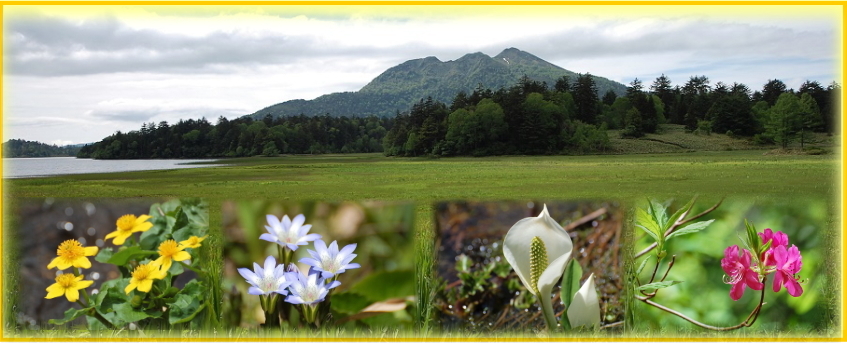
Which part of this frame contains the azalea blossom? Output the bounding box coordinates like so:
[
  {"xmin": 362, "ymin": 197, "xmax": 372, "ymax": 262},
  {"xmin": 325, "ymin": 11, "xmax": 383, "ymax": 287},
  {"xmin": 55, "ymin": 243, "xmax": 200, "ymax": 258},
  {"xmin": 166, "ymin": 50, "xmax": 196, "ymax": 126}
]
[
  {"xmin": 757, "ymin": 228, "xmax": 789, "ymax": 266},
  {"xmin": 567, "ymin": 273, "xmax": 600, "ymax": 329},
  {"xmin": 125, "ymin": 263, "xmax": 167, "ymax": 294},
  {"xmin": 179, "ymin": 235, "xmax": 207, "ymax": 249},
  {"xmin": 105, "ymin": 214, "xmax": 153, "ymax": 245},
  {"xmin": 299, "ymin": 240, "xmax": 360, "ymax": 279},
  {"xmin": 45, "ymin": 274, "xmax": 93, "ymax": 302},
  {"xmin": 47, "ymin": 239, "xmax": 98, "ymax": 270},
  {"xmin": 721, "ymin": 245, "xmax": 764, "ymax": 301},
  {"xmin": 284, "ymin": 266, "xmax": 341, "ymax": 305},
  {"xmin": 260, "ymin": 214, "xmax": 321, "ymax": 251},
  {"xmin": 772, "ymin": 245, "xmax": 803, "ymax": 297},
  {"xmin": 237, "ymin": 256, "xmax": 290, "ymax": 296},
  {"xmin": 151, "ymin": 239, "xmax": 191, "ymax": 272},
  {"xmin": 502, "ymin": 204, "xmax": 576, "ymax": 330}
]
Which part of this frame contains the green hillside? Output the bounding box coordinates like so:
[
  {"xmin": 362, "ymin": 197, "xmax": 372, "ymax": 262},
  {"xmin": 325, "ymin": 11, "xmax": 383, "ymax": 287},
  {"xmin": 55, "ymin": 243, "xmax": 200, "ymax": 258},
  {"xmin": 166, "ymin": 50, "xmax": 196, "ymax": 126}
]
[{"xmin": 249, "ymin": 48, "xmax": 627, "ymax": 119}]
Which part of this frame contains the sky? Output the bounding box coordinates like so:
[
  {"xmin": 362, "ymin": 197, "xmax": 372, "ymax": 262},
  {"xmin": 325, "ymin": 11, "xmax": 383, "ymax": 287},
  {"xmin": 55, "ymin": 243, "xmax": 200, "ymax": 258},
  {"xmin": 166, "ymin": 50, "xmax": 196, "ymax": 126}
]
[{"xmin": 2, "ymin": 5, "xmax": 841, "ymax": 146}]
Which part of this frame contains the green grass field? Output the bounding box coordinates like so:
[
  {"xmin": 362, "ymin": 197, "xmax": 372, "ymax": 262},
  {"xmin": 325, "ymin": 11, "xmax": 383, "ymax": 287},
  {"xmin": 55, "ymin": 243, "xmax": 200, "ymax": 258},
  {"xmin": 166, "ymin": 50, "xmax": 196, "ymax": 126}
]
[
  {"xmin": 3, "ymin": 149, "xmax": 840, "ymax": 339},
  {"xmin": 5, "ymin": 150, "xmax": 838, "ymax": 202}
]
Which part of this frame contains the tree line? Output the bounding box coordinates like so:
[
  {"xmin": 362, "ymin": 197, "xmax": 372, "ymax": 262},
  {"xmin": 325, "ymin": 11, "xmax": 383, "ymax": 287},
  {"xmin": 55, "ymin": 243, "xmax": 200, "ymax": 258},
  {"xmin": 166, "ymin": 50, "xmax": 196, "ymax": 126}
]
[
  {"xmin": 78, "ymin": 73, "xmax": 839, "ymax": 159},
  {"xmin": 78, "ymin": 115, "xmax": 393, "ymax": 159},
  {"xmin": 384, "ymin": 74, "xmax": 839, "ymax": 157},
  {"xmin": 3, "ymin": 139, "xmax": 81, "ymax": 158}
]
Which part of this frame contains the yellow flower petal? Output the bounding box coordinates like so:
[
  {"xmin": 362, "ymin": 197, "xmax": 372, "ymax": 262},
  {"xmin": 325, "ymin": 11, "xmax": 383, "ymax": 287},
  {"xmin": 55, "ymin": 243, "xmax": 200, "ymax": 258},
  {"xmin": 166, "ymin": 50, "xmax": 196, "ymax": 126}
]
[
  {"xmin": 65, "ymin": 288, "xmax": 80, "ymax": 302},
  {"xmin": 75, "ymin": 280, "xmax": 94, "ymax": 290},
  {"xmin": 173, "ymin": 251, "xmax": 191, "ymax": 262},
  {"xmin": 104, "ymin": 231, "xmax": 119, "ymax": 240},
  {"xmin": 152, "ymin": 268, "xmax": 168, "ymax": 280},
  {"xmin": 125, "ymin": 279, "xmax": 138, "ymax": 294},
  {"xmin": 159, "ymin": 258, "xmax": 173, "ymax": 273},
  {"xmin": 136, "ymin": 214, "xmax": 152, "ymax": 224},
  {"xmin": 131, "ymin": 221, "xmax": 153, "ymax": 233},
  {"xmin": 109, "ymin": 231, "xmax": 132, "ymax": 245},
  {"xmin": 83, "ymin": 246, "xmax": 99, "ymax": 256},
  {"xmin": 47, "ymin": 257, "xmax": 61, "ymax": 270},
  {"xmin": 138, "ymin": 279, "xmax": 154, "ymax": 293},
  {"xmin": 73, "ymin": 257, "xmax": 92, "ymax": 269},
  {"xmin": 45, "ymin": 284, "xmax": 65, "ymax": 299}
]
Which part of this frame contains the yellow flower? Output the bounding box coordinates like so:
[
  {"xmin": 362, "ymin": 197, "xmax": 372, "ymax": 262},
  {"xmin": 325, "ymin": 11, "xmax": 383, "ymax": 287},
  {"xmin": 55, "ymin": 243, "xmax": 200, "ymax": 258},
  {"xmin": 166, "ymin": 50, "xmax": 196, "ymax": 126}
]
[
  {"xmin": 125, "ymin": 263, "xmax": 166, "ymax": 294},
  {"xmin": 178, "ymin": 235, "xmax": 207, "ymax": 249},
  {"xmin": 47, "ymin": 239, "xmax": 99, "ymax": 270},
  {"xmin": 151, "ymin": 240, "xmax": 191, "ymax": 272},
  {"xmin": 105, "ymin": 214, "xmax": 153, "ymax": 245},
  {"xmin": 45, "ymin": 274, "xmax": 93, "ymax": 302}
]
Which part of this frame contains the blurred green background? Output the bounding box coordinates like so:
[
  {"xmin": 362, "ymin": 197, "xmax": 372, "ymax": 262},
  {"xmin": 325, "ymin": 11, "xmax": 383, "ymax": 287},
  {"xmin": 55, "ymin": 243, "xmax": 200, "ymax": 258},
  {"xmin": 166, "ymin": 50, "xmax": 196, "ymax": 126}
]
[
  {"xmin": 631, "ymin": 197, "xmax": 836, "ymax": 334},
  {"xmin": 220, "ymin": 200, "xmax": 416, "ymax": 329}
]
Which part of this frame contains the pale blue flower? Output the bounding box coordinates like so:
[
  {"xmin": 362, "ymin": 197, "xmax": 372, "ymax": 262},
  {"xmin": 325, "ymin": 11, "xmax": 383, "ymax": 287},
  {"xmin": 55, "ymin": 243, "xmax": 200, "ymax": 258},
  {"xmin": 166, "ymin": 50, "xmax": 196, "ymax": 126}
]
[
  {"xmin": 260, "ymin": 214, "xmax": 321, "ymax": 251},
  {"xmin": 299, "ymin": 240, "xmax": 361, "ymax": 279},
  {"xmin": 237, "ymin": 256, "xmax": 291, "ymax": 296},
  {"xmin": 284, "ymin": 266, "xmax": 340, "ymax": 305}
]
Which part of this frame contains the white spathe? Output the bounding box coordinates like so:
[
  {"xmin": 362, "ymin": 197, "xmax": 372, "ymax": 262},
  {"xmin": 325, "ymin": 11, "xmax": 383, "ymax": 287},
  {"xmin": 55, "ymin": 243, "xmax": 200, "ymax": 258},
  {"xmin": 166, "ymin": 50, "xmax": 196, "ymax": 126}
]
[
  {"xmin": 567, "ymin": 273, "xmax": 601, "ymax": 330},
  {"xmin": 503, "ymin": 204, "xmax": 574, "ymax": 330}
]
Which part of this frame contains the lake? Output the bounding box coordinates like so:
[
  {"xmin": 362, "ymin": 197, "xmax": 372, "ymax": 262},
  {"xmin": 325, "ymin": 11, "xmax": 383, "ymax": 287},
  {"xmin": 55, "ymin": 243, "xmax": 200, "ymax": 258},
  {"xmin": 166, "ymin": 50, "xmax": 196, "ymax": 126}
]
[{"xmin": 3, "ymin": 157, "xmax": 226, "ymax": 178}]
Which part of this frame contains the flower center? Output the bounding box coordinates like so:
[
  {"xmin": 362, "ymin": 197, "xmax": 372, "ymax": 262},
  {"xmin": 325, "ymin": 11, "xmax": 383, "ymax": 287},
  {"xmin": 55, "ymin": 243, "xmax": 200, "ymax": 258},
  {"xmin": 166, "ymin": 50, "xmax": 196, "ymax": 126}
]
[
  {"xmin": 57, "ymin": 240, "xmax": 85, "ymax": 260},
  {"xmin": 117, "ymin": 215, "xmax": 137, "ymax": 232},
  {"xmin": 55, "ymin": 273, "xmax": 77, "ymax": 288},
  {"xmin": 158, "ymin": 240, "xmax": 181, "ymax": 258},
  {"xmin": 301, "ymin": 284, "xmax": 320, "ymax": 303},
  {"xmin": 260, "ymin": 275, "xmax": 278, "ymax": 292},
  {"xmin": 132, "ymin": 264, "xmax": 152, "ymax": 280},
  {"xmin": 529, "ymin": 236, "xmax": 548, "ymax": 294},
  {"xmin": 320, "ymin": 255, "xmax": 339, "ymax": 273}
]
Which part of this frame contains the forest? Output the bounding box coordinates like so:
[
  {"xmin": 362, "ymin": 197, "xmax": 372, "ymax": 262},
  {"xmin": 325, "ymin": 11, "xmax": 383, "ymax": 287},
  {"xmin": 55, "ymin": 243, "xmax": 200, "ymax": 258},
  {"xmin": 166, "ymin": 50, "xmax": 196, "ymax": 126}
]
[
  {"xmin": 3, "ymin": 139, "xmax": 81, "ymax": 158},
  {"xmin": 76, "ymin": 74, "xmax": 839, "ymax": 159}
]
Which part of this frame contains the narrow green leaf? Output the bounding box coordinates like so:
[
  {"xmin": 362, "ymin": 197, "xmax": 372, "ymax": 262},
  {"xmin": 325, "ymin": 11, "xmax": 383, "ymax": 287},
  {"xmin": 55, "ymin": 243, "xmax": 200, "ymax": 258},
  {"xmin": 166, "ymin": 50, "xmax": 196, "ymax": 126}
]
[
  {"xmin": 648, "ymin": 199, "xmax": 668, "ymax": 231},
  {"xmin": 48, "ymin": 307, "xmax": 92, "ymax": 325},
  {"xmin": 666, "ymin": 219, "xmax": 715, "ymax": 240},
  {"xmin": 665, "ymin": 198, "xmax": 695, "ymax": 231},
  {"xmin": 635, "ymin": 256, "xmax": 650, "ymax": 276},
  {"xmin": 560, "ymin": 259, "xmax": 583, "ymax": 310},
  {"xmin": 636, "ymin": 280, "xmax": 683, "ymax": 292}
]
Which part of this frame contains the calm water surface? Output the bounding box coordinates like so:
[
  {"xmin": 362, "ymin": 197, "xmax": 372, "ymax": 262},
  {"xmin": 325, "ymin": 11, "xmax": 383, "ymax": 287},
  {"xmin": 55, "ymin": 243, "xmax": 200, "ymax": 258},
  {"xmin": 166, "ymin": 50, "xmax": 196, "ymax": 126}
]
[{"xmin": 4, "ymin": 157, "xmax": 227, "ymax": 179}]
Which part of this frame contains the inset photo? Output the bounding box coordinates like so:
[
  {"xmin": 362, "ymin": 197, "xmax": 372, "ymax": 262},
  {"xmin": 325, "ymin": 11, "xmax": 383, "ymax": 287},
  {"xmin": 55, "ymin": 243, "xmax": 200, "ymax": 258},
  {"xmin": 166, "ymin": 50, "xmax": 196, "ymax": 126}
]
[
  {"xmin": 431, "ymin": 201, "xmax": 624, "ymax": 334},
  {"xmin": 221, "ymin": 201, "xmax": 416, "ymax": 332},
  {"xmin": 8, "ymin": 198, "xmax": 216, "ymax": 332},
  {"xmin": 630, "ymin": 197, "xmax": 835, "ymax": 335}
]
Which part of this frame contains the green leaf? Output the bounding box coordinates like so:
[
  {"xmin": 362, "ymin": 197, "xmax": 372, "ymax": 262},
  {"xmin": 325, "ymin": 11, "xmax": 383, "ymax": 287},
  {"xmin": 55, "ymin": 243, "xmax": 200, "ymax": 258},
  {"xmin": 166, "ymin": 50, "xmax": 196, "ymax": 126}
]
[
  {"xmin": 635, "ymin": 256, "xmax": 650, "ymax": 276},
  {"xmin": 648, "ymin": 199, "xmax": 668, "ymax": 230},
  {"xmin": 455, "ymin": 254, "xmax": 472, "ymax": 274},
  {"xmin": 173, "ymin": 207, "xmax": 190, "ymax": 232},
  {"xmin": 635, "ymin": 207, "xmax": 662, "ymax": 241},
  {"xmin": 666, "ymin": 219, "xmax": 715, "ymax": 240},
  {"xmin": 350, "ymin": 270, "xmax": 414, "ymax": 302},
  {"xmin": 95, "ymin": 247, "xmax": 114, "ymax": 264},
  {"xmin": 745, "ymin": 220, "xmax": 760, "ymax": 252},
  {"xmin": 492, "ymin": 261, "xmax": 512, "ymax": 278},
  {"xmin": 138, "ymin": 224, "xmax": 164, "ymax": 251},
  {"xmin": 49, "ymin": 307, "xmax": 92, "ymax": 326},
  {"xmin": 168, "ymin": 291, "xmax": 204, "ymax": 324},
  {"xmin": 331, "ymin": 292, "xmax": 372, "ymax": 315},
  {"xmin": 172, "ymin": 223, "xmax": 205, "ymax": 244},
  {"xmin": 106, "ymin": 246, "xmax": 157, "ymax": 266},
  {"xmin": 150, "ymin": 199, "xmax": 181, "ymax": 217},
  {"xmin": 665, "ymin": 198, "xmax": 695, "ymax": 231},
  {"xmin": 94, "ymin": 278, "xmax": 130, "ymax": 309},
  {"xmin": 113, "ymin": 302, "xmax": 157, "ymax": 323},
  {"xmin": 636, "ymin": 280, "xmax": 683, "ymax": 292},
  {"xmin": 559, "ymin": 259, "xmax": 582, "ymax": 330}
]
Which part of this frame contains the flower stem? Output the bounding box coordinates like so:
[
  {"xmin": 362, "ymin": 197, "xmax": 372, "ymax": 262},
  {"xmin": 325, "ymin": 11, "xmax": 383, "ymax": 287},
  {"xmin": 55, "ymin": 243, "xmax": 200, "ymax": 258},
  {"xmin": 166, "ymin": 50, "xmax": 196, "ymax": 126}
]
[{"xmin": 178, "ymin": 261, "xmax": 207, "ymax": 277}]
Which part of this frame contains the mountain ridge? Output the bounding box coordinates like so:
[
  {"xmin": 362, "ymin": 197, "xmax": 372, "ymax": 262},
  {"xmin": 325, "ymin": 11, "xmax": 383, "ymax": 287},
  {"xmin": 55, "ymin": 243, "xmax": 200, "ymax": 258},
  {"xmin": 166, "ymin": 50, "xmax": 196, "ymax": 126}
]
[{"xmin": 249, "ymin": 48, "xmax": 627, "ymax": 119}]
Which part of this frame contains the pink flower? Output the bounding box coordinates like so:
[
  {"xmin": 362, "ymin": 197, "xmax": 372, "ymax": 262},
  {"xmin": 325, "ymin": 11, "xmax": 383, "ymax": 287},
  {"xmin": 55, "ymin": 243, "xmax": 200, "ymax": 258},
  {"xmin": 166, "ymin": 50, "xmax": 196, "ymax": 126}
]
[
  {"xmin": 772, "ymin": 245, "xmax": 803, "ymax": 297},
  {"xmin": 758, "ymin": 228, "xmax": 789, "ymax": 266},
  {"xmin": 721, "ymin": 245, "xmax": 764, "ymax": 301}
]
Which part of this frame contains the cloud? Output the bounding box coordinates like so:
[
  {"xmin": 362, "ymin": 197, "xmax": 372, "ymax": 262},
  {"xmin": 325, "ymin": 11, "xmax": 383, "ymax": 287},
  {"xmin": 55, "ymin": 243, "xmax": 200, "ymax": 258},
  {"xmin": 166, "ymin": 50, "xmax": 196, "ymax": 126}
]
[{"xmin": 84, "ymin": 98, "xmax": 249, "ymax": 124}]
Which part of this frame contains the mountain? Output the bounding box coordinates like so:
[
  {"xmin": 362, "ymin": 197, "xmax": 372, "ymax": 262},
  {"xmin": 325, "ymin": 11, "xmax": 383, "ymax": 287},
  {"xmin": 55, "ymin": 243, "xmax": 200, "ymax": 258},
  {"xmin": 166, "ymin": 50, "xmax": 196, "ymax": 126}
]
[{"xmin": 249, "ymin": 48, "xmax": 627, "ymax": 119}]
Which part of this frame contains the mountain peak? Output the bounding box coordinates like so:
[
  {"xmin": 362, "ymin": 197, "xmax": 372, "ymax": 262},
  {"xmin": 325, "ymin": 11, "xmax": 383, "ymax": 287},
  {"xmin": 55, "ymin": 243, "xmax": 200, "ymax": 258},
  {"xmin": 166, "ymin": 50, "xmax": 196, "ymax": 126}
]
[{"xmin": 249, "ymin": 48, "xmax": 627, "ymax": 119}]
